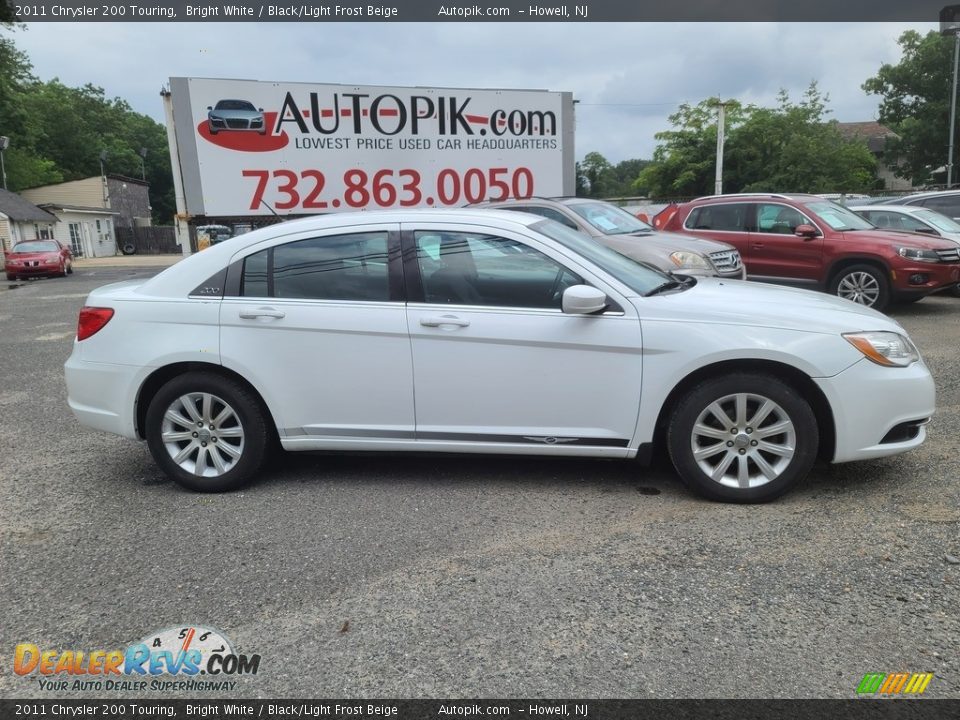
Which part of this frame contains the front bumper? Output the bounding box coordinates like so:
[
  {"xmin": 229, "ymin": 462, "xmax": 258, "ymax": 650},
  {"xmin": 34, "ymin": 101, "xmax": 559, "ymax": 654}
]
[
  {"xmin": 889, "ymin": 262, "xmax": 960, "ymax": 293},
  {"xmin": 6, "ymin": 264, "xmax": 59, "ymax": 276},
  {"xmin": 816, "ymin": 357, "xmax": 935, "ymax": 463}
]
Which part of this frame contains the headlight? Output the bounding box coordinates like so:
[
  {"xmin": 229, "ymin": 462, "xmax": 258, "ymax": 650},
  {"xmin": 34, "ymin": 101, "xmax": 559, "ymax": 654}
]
[
  {"xmin": 897, "ymin": 247, "xmax": 940, "ymax": 263},
  {"xmin": 843, "ymin": 331, "xmax": 920, "ymax": 367},
  {"xmin": 669, "ymin": 251, "xmax": 710, "ymax": 271}
]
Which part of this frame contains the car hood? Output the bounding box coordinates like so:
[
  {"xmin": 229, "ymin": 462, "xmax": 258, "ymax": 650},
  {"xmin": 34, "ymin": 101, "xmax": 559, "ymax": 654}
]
[
  {"xmin": 634, "ymin": 278, "xmax": 903, "ymax": 335},
  {"xmin": 841, "ymin": 228, "xmax": 959, "ymax": 250},
  {"xmin": 609, "ymin": 230, "xmax": 736, "ymax": 254}
]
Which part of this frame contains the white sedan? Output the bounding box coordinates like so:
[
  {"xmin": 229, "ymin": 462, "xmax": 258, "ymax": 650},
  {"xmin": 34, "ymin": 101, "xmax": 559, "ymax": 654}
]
[{"xmin": 65, "ymin": 209, "xmax": 935, "ymax": 502}]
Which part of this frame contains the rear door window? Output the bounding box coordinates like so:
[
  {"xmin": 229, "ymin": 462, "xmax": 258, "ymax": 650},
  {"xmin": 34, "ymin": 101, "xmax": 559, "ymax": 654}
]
[
  {"xmin": 240, "ymin": 232, "xmax": 390, "ymax": 301},
  {"xmin": 686, "ymin": 204, "xmax": 749, "ymax": 231}
]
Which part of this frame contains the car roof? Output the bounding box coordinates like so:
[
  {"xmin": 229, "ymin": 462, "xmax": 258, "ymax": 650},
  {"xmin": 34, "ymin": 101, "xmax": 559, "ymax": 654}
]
[
  {"xmin": 685, "ymin": 193, "xmax": 825, "ymax": 205},
  {"xmin": 890, "ymin": 190, "xmax": 960, "ymax": 202},
  {"xmin": 848, "ymin": 204, "xmax": 927, "ymax": 213}
]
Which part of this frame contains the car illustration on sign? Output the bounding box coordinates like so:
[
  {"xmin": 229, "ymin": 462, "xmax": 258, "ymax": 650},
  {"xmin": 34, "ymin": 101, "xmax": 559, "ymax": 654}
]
[{"xmin": 206, "ymin": 99, "xmax": 266, "ymax": 135}]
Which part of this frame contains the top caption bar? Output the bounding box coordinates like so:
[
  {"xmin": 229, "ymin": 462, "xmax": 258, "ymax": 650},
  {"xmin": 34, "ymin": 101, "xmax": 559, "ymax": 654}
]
[{"xmin": 5, "ymin": 0, "xmax": 953, "ymax": 22}]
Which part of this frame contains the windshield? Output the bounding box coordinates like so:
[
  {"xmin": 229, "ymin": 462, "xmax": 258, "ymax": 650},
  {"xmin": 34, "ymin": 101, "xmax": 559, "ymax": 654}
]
[
  {"xmin": 567, "ymin": 201, "xmax": 653, "ymax": 235},
  {"xmin": 215, "ymin": 100, "xmax": 256, "ymax": 111},
  {"xmin": 12, "ymin": 241, "xmax": 59, "ymax": 253},
  {"xmin": 807, "ymin": 201, "xmax": 874, "ymax": 230},
  {"xmin": 913, "ymin": 208, "xmax": 960, "ymax": 233},
  {"xmin": 532, "ymin": 219, "xmax": 670, "ymax": 295}
]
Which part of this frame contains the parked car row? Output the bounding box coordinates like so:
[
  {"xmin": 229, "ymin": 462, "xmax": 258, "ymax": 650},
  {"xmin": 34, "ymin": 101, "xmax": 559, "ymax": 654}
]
[{"xmin": 651, "ymin": 192, "xmax": 960, "ymax": 311}]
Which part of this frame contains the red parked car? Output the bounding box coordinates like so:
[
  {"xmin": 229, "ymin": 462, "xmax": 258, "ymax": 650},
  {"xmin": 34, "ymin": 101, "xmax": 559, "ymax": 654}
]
[
  {"xmin": 4, "ymin": 240, "xmax": 74, "ymax": 281},
  {"xmin": 660, "ymin": 193, "xmax": 960, "ymax": 311}
]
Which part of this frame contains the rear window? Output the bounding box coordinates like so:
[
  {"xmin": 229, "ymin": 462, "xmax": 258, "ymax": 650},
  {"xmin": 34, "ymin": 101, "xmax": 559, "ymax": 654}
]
[{"xmin": 685, "ymin": 204, "xmax": 749, "ymax": 232}]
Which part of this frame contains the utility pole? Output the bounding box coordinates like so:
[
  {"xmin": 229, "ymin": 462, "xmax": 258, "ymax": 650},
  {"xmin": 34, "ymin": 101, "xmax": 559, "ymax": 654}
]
[
  {"xmin": 942, "ymin": 5, "xmax": 960, "ymax": 187},
  {"xmin": 713, "ymin": 100, "xmax": 732, "ymax": 195},
  {"xmin": 0, "ymin": 136, "xmax": 8, "ymax": 190}
]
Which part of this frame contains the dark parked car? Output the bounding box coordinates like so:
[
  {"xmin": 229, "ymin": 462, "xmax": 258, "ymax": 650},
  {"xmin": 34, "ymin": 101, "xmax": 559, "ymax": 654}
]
[
  {"xmin": 659, "ymin": 193, "xmax": 960, "ymax": 311},
  {"xmin": 4, "ymin": 239, "xmax": 73, "ymax": 280},
  {"xmin": 886, "ymin": 190, "xmax": 960, "ymax": 223},
  {"xmin": 207, "ymin": 99, "xmax": 266, "ymax": 135}
]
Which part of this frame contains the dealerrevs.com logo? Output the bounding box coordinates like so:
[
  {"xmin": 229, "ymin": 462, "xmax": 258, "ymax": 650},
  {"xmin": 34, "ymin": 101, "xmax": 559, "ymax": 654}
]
[{"xmin": 13, "ymin": 625, "xmax": 260, "ymax": 692}]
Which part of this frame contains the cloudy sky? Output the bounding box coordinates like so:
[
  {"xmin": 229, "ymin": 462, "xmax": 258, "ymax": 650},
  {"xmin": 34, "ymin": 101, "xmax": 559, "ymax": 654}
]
[{"xmin": 8, "ymin": 21, "xmax": 938, "ymax": 163}]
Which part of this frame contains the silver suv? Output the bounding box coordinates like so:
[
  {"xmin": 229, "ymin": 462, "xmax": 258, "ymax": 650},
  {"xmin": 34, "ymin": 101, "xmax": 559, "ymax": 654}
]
[
  {"xmin": 887, "ymin": 190, "xmax": 960, "ymax": 223},
  {"xmin": 483, "ymin": 197, "xmax": 746, "ymax": 279}
]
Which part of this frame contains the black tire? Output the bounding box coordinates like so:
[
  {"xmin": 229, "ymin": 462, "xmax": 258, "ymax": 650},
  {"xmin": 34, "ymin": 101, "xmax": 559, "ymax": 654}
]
[
  {"xmin": 5, "ymin": 274, "xmax": 14, "ymax": 281},
  {"xmin": 950, "ymin": 284, "xmax": 960, "ymax": 298},
  {"xmin": 120, "ymin": 242, "xmax": 137, "ymax": 256},
  {"xmin": 828, "ymin": 263, "xmax": 890, "ymax": 312},
  {"xmin": 145, "ymin": 372, "xmax": 269, "ymax": 492},
  {"xmin": 667, "ymin": 373, "xmax": 818, "ymax": 503}
]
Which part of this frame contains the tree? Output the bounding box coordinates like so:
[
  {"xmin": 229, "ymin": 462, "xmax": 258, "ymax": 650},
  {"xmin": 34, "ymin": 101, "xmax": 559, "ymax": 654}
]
[
  {"xmin": 863, "ymin": 30, "xmax": 956, "ymax": 185},
  {"xmin": 638, "ymin": 84, "xmax": 877, "ymax": 198},
  {"xmin": 636, "ymin": 100, "xmax": 747, "ymax": 197},
  {"xmin": 0, "ymin": 26, "xmax": 174, "ymax": 222},
  {"xmin": 577, "ymin": 151, "xmax": 615, "ymax": 197}
]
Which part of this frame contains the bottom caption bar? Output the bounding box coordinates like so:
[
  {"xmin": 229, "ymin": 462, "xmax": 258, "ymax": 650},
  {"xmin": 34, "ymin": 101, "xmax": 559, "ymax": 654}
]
[{"xmin": 2, "ymin": 699, "xmax": 957, "ymax": 720}]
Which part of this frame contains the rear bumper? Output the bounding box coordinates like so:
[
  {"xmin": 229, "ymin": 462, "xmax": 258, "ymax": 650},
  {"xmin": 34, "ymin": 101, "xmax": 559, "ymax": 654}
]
[{"xmin": 65, "ymin": 352, "xmax": 142, "ymax": 440}]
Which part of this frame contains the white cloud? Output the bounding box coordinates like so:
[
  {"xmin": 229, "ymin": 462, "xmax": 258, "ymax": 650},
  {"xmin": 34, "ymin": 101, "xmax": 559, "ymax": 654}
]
[{"xmin": 7, "ymin": 21, "xmax": 936, "ymax": 163}]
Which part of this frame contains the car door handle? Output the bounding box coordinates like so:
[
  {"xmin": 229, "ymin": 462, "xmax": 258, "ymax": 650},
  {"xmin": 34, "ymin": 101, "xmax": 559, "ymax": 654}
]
[
  {"xmin": 751, "ymin": 242, "xmax": 764, "ymax": 249},
  {"xmin": 420, "ymin": 315, "xmax": 470, "ymax": 328},
  {"xmin": 239, "ymin": 306, "xmax": 286, "ymax": 320}
]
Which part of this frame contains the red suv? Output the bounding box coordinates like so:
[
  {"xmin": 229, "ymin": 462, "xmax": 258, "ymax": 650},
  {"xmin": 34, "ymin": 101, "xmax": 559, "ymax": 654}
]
[{"xmin": 659, "ymin": 193, "xmax": 960, "ymax": 311}]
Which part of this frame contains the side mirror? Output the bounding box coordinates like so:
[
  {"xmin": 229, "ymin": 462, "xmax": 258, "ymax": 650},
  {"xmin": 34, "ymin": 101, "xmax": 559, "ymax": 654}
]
[
  {"xmin": 258, "ymin": 107, "xmax": 264, "ymax": 112},
  {"xmin": 794, "ymin": 224, "xmax": 818, "ymax": 239},
  {"xmin": 207, "ymin": 106, "xmax": 213, "ymax": 111},
  {"xmin": 562, "ymin": 285, "xmax": 608, "ymax": 315}
]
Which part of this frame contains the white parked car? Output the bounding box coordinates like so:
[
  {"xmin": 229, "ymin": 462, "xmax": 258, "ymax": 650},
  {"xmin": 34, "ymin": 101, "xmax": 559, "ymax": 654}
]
[
  {"xmin": 65, "ymin": 210, "xmax": 935, "ymax": 502},
  {"xmin": 850, "ymin": 204, "xmax": 960, "ymax": 298}
]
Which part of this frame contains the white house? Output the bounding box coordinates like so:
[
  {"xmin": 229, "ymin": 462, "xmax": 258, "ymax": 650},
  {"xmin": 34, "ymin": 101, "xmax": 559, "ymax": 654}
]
[
  {"xmin": 35, "ymin": 202, "xmax": 120, "ymax": 258},
  {"xmin": 0, "ymin": 188, "xmax": 58, "ymax": 253}
]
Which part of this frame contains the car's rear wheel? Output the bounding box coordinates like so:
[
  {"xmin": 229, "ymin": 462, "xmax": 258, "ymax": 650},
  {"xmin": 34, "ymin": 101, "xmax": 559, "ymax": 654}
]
[
  {"xmin": 145, "ymin": 372, "xmax": 269, "ymax": 492},
  {"xmin": 829, "ymin": 264, "xmax": 890, "ymax": 311},
  {"xmin": 5, "ymin": 273, "xmax": 14, "ymax": 281},
  {"xmin": 667, "ymin": 374, "xmax": 818, "ymax": 503}
]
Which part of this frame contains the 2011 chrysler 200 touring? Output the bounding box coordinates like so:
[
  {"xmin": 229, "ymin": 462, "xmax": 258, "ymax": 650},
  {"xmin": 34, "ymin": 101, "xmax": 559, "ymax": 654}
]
[{"xmin": 65, "ymin": 210, "xmax": 935, "ymax": 502}]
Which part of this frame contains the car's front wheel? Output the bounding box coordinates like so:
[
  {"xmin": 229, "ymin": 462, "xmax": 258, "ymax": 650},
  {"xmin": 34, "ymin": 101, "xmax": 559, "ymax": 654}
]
[
  {"xmin": 829, "ymin": 264, "xmax": 890, "ymax": 311},
  {"xmin": 145, "ymin": 372, "xmax": 269, "ymax": 492},
  {"xmin": 667, "ymin": 374, "xmax": 818, "ymax": 503}
]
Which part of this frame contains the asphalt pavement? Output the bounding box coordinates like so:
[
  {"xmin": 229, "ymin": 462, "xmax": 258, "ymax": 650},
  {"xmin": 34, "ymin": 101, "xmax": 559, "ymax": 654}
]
[{"xmin": 0, "ymin": 265, "xmax": 957, "ymax": 699}]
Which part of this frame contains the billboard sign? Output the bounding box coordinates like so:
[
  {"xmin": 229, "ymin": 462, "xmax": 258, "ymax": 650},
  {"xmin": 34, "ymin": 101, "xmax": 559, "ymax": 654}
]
[{"xmin": 168, "ymin": 78, "xmax": 574, "ymax": 217}]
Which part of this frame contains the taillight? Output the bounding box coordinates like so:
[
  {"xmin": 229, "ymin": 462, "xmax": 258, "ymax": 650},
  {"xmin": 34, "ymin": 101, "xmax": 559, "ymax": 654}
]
[{"xmin": 77, "ymin": 307, "xmax": 114, "ymax": 341}]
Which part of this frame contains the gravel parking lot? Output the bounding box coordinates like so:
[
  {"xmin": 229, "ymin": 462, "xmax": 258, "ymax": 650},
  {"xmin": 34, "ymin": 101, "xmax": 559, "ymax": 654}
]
[{"xmin": 0, "ymin": 265, "xmax": 957, "ymax": 699}]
